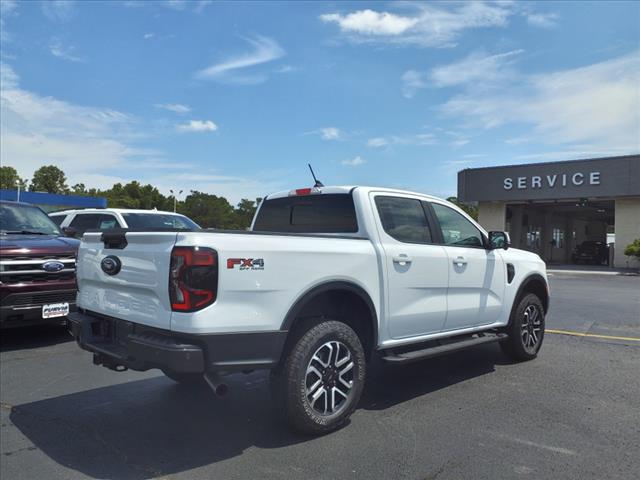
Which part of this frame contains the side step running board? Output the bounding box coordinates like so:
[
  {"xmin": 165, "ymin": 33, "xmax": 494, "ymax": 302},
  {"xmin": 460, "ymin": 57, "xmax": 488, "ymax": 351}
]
[{"xmin": 381, "ymin": 333, "xmax": 508, "ymax": 365}]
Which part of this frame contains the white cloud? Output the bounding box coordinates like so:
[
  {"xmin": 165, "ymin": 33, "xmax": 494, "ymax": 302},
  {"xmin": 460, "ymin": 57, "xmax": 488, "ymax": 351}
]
[
  {"xmin": 49, "ymin": 38, "xmax": 83, "ymax": 62},
  {"xmin": 0, "ymin": 62, "xmax": 146, "ymax": 185},
  {"xmin": 155, "ymin": 103, "xmax": 191, "ymax": 114},
  {"xmin": 431, "ymin": 49, "xmax": 523, "ymax": 87},
  {"xmin": 195, "ymin": 36, "xmax": 285, "ymax": 84},
  {"xmin": 320, "ymin": 2, "xmax": 514, "ymax": 48},
  {"xmin": 320, "ymin": 10, "xmax": 418, "ymax": 36},
  {"xmin": 0, "ymin": 0, "xmax": 17, "ymax": 15},
  {"xmin": 143, "ymin": 32, "xmax": 155, "ymax": 39},
  {"xmin": 0, "ymin": 62, "xmax": 277, "ymax": 203},
  {"xmin": 42, "ymin": 1, "xmax": 75, "ymax": 22},
  {"xmin": 367, "ymin": 133, "xmax": 437, "ymax": 148},
  {"xmin": 402, "ymin": 49, "xmax": 522, "ymax": 98},
  {"xmin": 193, "ymin": 0, "xmax": 213, "ymax": 14},
  {"xmin": 439, "ymin": 51, "xmax": 640, "ymax": 152},
  {"xmin": 401, "ymin": 70, "xmax": 428, "ymax": 98},
  {"xmin": 164, "ymin": 0, "xmax": 186, "ymax": 11},
  {"xmin": 526, "ymin": 12, "xmax": 559, "ymax": 29},
  {"xmin": 342, "ymin": 156, "xmax": 366, "ymax": 167},
  {"xmin": 1, "ymin": 0, "xmax": 18, "ymax": 43},
  {"xmin": 366, "ymin": 137, "xmax": 389, "ymax": 148},
  {"xmin": 321, "ymin": 127, "xmax": 341, "ymax": 140},
  {"xmin": 176, "ymin": 120, "xmax": 218, "ymax": 132}
]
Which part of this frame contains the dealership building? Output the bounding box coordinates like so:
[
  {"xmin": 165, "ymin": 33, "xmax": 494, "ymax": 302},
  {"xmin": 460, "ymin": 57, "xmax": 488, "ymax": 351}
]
[{"xmin": 458, "ymin": 155, "xmax": 640, "ymax": 269}]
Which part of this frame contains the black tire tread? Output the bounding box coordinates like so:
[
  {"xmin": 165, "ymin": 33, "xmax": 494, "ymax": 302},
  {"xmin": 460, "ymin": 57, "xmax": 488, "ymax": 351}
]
[
  {"xmin": 273, "ymin": 319, "xmax": 365, "ymax": 435},
  {"xmin": 500, "ymin": 292, "xmax": 545, "ymax": 362}
]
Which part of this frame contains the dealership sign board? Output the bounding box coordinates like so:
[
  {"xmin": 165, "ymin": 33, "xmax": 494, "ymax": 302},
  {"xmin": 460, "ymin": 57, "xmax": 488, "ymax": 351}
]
[{"xmin": 457, "ymin": 155, "xmax": 640, "ymax": 202}]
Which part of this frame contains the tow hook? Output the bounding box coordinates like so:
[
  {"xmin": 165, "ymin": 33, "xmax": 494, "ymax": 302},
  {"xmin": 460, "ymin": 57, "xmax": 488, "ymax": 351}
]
[
  {"xmin": 203, "ymin": 372, "xmax": 229, "ymax": 397},
  {"xmin": 92, "ymin": 353, "xmax": 128, "ymax": 372}
]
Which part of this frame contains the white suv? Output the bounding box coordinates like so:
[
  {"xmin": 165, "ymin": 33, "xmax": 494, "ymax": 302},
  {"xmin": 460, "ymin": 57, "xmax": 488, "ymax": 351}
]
[{"xmin": 49, "ymin": 208, "xmax": 199, "ymax": 237}]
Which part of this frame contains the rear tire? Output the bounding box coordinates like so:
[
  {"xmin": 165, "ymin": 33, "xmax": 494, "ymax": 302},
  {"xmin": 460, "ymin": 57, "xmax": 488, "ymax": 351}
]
[
  {"xmin": 500, "ymin": 293, "xmax": 545, "ymax": 362},
  {"xmin": 163, "ymin": 370, "xmax": 204, "ymax": 385},
  {"xmin": 271, "ymin": 319, "xmax": 366, "ymax": 435}
]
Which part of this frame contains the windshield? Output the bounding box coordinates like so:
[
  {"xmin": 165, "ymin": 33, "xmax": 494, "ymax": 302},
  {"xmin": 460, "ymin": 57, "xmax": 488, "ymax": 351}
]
[
  {"xmin": 0, "ymin": 203, "xmax": 63, "ymax": 236},
  {"xmin": 121, "ymin": 213, "xmax": 200, "ymax": 230}
]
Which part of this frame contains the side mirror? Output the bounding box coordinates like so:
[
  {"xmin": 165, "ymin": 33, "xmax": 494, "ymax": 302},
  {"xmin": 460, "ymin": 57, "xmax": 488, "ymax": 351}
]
[
  {"xmin": 488, "ymin": 231, "xmax": 511, "ymax": 250},
  {"xmin": 62, "ymin": 226, "xmax": 78, "ymax": 238}
]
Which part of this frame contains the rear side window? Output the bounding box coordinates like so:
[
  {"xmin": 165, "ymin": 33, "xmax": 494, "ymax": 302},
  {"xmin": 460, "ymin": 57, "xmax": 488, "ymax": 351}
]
[
  {"xmin": 121, "ymin": 213, "xmax": 199, "ymax": 230},
  {"xmin": 253, "ymin": 194, "xmax": 358, "ymax": 233},
  {"xmin": 69, "ymin": 213, "xmax": 102, "ymax": 234},
  {"xmin": 375, "ymin": 196, "xmax": 432, "ymax": 244},
  {"xmin": 49, "ymin": 215, "xmax": 65, "ymax": 226},
  {"xmin": 98, "ymin": 215, "xmax": 118, "ymax": 230}
]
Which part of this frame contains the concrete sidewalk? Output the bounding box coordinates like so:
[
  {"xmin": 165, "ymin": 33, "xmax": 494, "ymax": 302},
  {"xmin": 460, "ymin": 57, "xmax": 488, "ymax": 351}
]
[{"xmin": 547, "ymin": 264, "xmax": 639, "ymax": 276}]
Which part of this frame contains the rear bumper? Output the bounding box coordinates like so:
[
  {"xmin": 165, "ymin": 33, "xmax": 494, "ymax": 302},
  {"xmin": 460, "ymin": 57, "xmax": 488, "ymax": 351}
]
[{"xmin": 67, "ymin": 310, "xmax": 288, "ymax": 374}]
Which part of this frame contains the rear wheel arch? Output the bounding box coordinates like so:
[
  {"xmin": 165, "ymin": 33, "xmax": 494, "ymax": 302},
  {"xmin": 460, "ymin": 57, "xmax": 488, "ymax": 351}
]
[{"xmin": 280, "ymin": 281, "xmax": 378, "ymax": 362}]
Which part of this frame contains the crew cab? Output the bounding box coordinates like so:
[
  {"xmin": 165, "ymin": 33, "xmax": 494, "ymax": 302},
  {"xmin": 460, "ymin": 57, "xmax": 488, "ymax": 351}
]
[
  {"xmin": 1, "ymin": 201, "xmax": 80, "ymax": 328},
  {"xmin": 68, "ymin": 186, "xmax": 549, "ymax": 434}
]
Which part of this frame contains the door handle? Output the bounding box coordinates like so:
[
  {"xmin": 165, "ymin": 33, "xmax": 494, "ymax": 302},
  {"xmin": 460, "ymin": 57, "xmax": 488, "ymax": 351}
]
[
  {"xmin": 453, "ymin": 256, "xmax": 467, "ymax": 267},
  {"xmin": 393, "ymin": 255, "xmax": 412, "ymax": 265}
]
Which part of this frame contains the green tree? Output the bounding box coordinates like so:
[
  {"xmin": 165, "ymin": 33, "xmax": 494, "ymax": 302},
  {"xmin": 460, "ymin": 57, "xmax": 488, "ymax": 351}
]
[
  {"xmin": 182, "ymin": 191, "xmax": 237, "ymax": 229},
  {"xmin": 447, "ymin": 197, "xmax": 478, "ymax": 221},
  {"xmin": 71, "ymin": 183, "xmax": 87, "ymax": 195},
  {"xmin": 234, "ymin": 198, "xmax": 261, "ymax": 229},
  {"xmin": 624, "ymin": 238, "xmax": 640, "ymax": 259},
  {"xmin": 0, "ymin": 166, "xmax": 26, "ymax": 190},
  {"xmin": 30, "ymin": 165, "xmax": 68, "ymax": 193}
]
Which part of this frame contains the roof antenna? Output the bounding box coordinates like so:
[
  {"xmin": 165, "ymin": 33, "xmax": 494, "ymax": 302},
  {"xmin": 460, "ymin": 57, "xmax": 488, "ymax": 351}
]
[{"xmin": 308, "ymin": 164, "xmax": 324, "ymax": 188}]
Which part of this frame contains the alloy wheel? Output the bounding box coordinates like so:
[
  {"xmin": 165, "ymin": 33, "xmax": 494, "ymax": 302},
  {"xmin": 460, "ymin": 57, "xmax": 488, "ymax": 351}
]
[
  {"xmin": 305, "ymin": 341, "xmax": 355, "ymax": 415},
  {"xmin": 521, "ymin": 304, "xmax": 542, "ymax": 353}
]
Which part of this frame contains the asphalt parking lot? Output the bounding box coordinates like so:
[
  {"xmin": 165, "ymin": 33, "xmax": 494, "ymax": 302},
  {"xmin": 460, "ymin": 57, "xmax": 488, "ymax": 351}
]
[{"xmin": 1, "ymin": 272, "xmax": 639, "ymax": 480}]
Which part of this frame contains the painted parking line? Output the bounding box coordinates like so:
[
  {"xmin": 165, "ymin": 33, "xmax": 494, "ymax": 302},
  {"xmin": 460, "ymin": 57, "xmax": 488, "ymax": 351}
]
[{"xmin": 547, "ymin": 329, "xmax": 640, "ymax": 342}]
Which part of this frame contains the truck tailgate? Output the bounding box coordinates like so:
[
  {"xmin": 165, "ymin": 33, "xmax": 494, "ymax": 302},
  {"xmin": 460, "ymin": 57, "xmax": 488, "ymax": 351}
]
[{"xmin": 76, "ymin": 232, "xmax": 177, "ymax": 330}]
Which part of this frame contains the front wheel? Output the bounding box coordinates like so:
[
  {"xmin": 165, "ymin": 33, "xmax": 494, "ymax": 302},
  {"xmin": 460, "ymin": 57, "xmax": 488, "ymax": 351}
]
[
  {"xmin": 500, "ymin": 293, "xmax": 545, "ymax": 361},
  {"xmin": 271, "ymin": 320, "xmax": 366, "ymax": 435}
]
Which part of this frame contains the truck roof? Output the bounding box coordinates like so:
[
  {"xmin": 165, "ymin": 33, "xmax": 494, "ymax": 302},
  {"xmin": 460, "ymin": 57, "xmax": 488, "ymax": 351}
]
[
  {"xmin": 49, "ymin": 208, "xmax": 187, "ymax": 216},
  {"xmin": 265, "ymin": 185, "xmax": 446, "ymax": 202}
]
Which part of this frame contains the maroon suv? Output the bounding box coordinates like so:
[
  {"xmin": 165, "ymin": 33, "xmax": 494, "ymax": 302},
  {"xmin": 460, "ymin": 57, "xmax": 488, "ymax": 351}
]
[{"xmin": 0, "ymin": 200, "xmax": 80, "ymax": 328}]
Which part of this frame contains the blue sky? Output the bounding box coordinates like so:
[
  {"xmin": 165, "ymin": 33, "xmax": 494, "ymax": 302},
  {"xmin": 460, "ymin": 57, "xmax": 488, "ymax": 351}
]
[{"xmin": 1, "ymin": 1, "xmax": 639, "ymax": 203}]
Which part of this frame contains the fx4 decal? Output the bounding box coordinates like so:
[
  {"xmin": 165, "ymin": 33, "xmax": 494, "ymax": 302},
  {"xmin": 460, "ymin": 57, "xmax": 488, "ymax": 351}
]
[{"xmin": 227, "ymin": 258, "xmax": 265, "ymax": 270}]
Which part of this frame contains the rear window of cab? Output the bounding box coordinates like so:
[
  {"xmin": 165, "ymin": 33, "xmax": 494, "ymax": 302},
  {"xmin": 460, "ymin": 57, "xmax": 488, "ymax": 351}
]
[{"xmin": 253, "ymin": 193, "xmax": 358, "ymax": 233}]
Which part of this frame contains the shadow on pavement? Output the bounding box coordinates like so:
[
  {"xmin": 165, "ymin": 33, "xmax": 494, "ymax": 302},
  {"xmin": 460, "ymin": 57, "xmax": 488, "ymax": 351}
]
[
  {"xmin": 362, "ymin": 343, "xmax": 505, "ymax": 410},
  {"xmin": 0, "ymin": 324, "xmax": 72, "ymax": 353},
  {"xmin": 10, "ymin": 344, "xmax": 508, "ymax": 479}
]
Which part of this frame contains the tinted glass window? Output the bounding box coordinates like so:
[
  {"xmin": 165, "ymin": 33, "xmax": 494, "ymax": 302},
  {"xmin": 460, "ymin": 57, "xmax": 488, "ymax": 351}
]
[
  {"xmin": 0, "ymin": 203, "xmax": 62, "ymax": 235},
  {"xmin": 253, "ymin": 194, "xmax": 358, "ymax": 233},
  {"xmin": 431, "ymin": 203, "xmax": 484, "ymax": 247},
  {"xmin": 69, "ymin": 213, "xmax": 102, "ymax": 234},
  {"xmin": 375, "ymin": 196, "xmax": 432, "ymax": 244},
  {"xmin": 98, "ymin": 215, "xmax": 118, "ymax": 230},
  {"xmin": 121, "ymin": 213, "xmax": 199, "ymax": 230},
  {"xmin": 49, "ymin": 215, "xmax": 65, "ymax": 226}
]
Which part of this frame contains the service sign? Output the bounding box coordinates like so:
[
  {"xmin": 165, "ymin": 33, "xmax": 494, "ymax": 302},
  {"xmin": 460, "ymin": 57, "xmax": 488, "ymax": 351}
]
[{"xmin": 457, "ymin": 156, "xmax": 640, "ymax": 202}]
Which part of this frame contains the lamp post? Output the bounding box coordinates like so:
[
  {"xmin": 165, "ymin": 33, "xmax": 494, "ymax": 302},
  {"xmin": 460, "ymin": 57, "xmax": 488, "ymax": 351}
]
[
  {"xmin": 169, "ymin": 189, "xmax": 183, "ymax": 213},
  {"xmin": 16, "ymin": 179, "xmax": 21, "ymax": 202}
]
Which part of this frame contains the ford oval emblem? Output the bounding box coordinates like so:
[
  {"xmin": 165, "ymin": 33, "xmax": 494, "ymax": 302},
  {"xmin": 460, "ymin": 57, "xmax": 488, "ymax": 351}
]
[
  {"xmin": 42, "ymin": 260, "xmax": 65, "ymax": 272},
  {"xmin": 101, "ymin": 255, "xmax": 122, "ymax": 276}
]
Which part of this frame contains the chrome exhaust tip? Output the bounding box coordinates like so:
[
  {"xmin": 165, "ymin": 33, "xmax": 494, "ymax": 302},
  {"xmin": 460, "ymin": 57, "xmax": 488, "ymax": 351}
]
[{"xmin": 203, "ymin": 372, "xmax": 229, "ymax": 397}]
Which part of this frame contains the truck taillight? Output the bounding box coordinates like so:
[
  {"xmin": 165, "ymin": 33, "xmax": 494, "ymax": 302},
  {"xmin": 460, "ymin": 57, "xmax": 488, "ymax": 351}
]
[
  {"xmin": 289, "ymin": 187, "xmax": 321, "ymax": 196},
  {"xmin": 170, "ymin": 247, "xmax": 218, "ymax": 312}
]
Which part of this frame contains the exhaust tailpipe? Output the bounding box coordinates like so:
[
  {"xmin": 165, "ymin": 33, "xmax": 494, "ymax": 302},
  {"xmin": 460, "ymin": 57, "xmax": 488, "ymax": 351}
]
[{"xmin": 203, "ymin": 372, "xmax": 229, "ymax": 397}]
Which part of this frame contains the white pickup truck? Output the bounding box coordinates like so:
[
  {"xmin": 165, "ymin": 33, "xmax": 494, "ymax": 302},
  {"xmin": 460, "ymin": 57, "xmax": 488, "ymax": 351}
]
[{"xmin": 68, "ymin": 186, "xmax": 549, "ymax": 434}]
